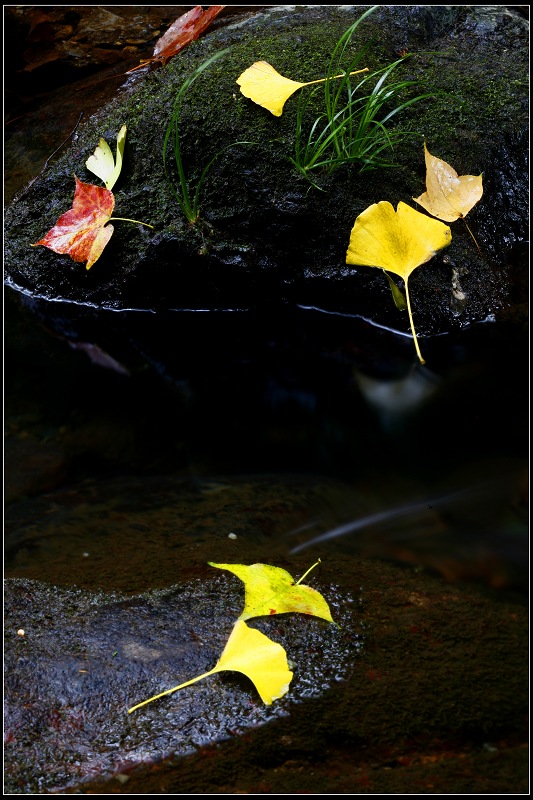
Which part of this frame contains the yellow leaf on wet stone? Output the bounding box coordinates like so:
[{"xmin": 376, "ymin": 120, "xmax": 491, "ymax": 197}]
[
  {"xmin": 128, "ymin": 619, "xmax": 293, "ymax": 712},
  {"xmin": 128, "ymin": 560, "xmax": 334, "ymax": 714},
  {"xmin": 208, "ymin": 561, "xmax": 336, "ymax": 624},
  {"xmin": 346, "ymin": 200, "xmax": 452, "ymax": 365},
  {"xmin": 86, "ymin": 124, "xmax": 127, "ymax": 191},
  {"xmin": 413, "ymin": 142, "xmax": 483, "ymax": 223},
  {"xmin": 346, "ymin": 200, "xmax": 452, "ymax": 279},
  {"xmin": 237, "ymin": 61, "xmax": 306, "ymax": 116}
]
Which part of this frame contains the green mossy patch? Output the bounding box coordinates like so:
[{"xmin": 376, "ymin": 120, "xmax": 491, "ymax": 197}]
[{"xmin": 4, "ymin": 6, "xmax": 528, "ymax": 336}]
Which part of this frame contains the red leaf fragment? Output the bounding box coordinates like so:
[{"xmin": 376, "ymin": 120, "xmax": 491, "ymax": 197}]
[
  {"xmin": 128, "ymin": 5, "xmax": 225, "ymax": 72},
  {"xmin": 33, "ymin": 176, "xmax": 115, "ymax": 270},
  {"xmin": 154, "ymin": 5, "xmax": 225, "ymax": 64}
]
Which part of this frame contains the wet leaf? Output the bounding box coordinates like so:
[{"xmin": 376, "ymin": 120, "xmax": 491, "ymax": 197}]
[
  {"xmin": 86, "ymin": 124, "xmax": 127, "ymax": 191},
  {"xmin": 32, "ymin": 176, "xmax": 114, "ymax": 270},
  {"xmin": 126, "ymin": 5, "xmax": 226, "ymax": 74},
  {"xmin": 346, "ymin": 200, "xmax": 452, "ymax": 279},
  {"xmin": 208, "ymin": 561, "xmax": 335, "ymax": 624},
  {"xmin": 128, "ymin": 619, "xmax": 293, "ymax": 712},
  {"xmin": 383, "ymin": 271, "xmax": 407, "ymax": 310},
  {"xmin": 237, "ymin": 61, "xmax": 368, "ymax": 117},
  {"xmin": 153, "ymin": 5, "xmax": 225, "ymax": 66},
  {"xmin": 413, "ymin": 142, "xmax": 483, "ymax": 223},
  {"xmin": 346, "ymin": 200, "xmax": 452, "ymax": 364}
]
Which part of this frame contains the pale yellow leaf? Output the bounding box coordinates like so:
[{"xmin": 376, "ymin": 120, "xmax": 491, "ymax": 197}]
[
  {"xmin": 86, "ymin": 124, "xmax": 127, "ymax": 191},
  {"xmin": 413, "ymin": 142, "xmax": 483, "ymax": 222}
]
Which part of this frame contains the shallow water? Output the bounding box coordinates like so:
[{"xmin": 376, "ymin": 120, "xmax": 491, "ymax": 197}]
[{"xmin": 5, "ymin": 283, "xmax": 528, "ymax": 593}]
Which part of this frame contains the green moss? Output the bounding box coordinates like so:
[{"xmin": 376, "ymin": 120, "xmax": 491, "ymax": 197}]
[{"xmin": 4, "ymin": 6, "xmax": 528, "ymax": 328}]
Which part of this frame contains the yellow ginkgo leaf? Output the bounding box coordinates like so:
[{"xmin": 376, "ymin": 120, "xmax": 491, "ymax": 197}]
[
  {"xmin": 86, "ymin": 124, "xmax": 127, "ymax": 191},
  {"xmin": 346, "ymin": 201, "xmax": 452, "ymax": 365},
  {"xmin": 413, "ymin": 142, "xmax": 483, "ymax": 223},
  {"xmin": 236, "ymin": 61, "xmax": 368, "ymax": 117},
  {"xmin": 237, "ymin": 61, "xmax": 305, "ymax": 117},
  {"xmin": 209, "ymin": 561, "xmax": 335, "ymax": 624},
  {"xmin": 128, "ymin": 620, "xmax": 293, "ymax": 712},
  {"xmin": 211, "ymin": 619, "xmax": 293, "ymax": 704}
]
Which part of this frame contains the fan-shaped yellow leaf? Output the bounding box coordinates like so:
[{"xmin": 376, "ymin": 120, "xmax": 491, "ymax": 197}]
[
  {"xmin": 236, "ymin": 61, "xmax": 369, "ymax": 117},
  {"xmin": 346, "ymin": 200, "xmax": 451, "ymax": 281},
  {"xmin": 212, "ymin": 620, "xmax": 293, "ymax": 704},
  {"xmin": 236, "ymin": 61, "xmax": 306, "ymax": 116},
  {"xmin": 346, "ymin": 201, "xmax": 452, "ymax": 365},
  {"xmin": 209, "ymin": 561, "xmax": 335, "ymax": 624},
  {"xmin": 413, "ymin": 142, "xmax": 483, "ymax": 223},
  {"xmin": 86, "ymin": 124, "xmax": 127, "ymax": 191},
  {"xmin": 128, "ymin": 620, "xmax": 293, "ymax": 712}
]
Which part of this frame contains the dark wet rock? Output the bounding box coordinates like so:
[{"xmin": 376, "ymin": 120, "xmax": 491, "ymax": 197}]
[
  {"xmin": 4, "ymin": 574, "xmax": 362, "ymax": 794},
  {"xmin": 4, "ymin": 553, "xmax": 528, "ymax": 794},
  {"xmin": 4, "ymin": 6, "xmax": 263, "ymax": 91},
  {"xmin": 4, "ymin": 466, "xmax": 528, "ymax": 793},
  {"xmin": 4, "ymin": 5, "xmax": 528, "ymax": 337}
]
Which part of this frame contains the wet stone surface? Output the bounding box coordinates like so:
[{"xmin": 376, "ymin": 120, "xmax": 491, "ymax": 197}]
[
  {"xmin": 3, "ymin": 472, "xmax": 529, "ymax": 794},
  {"xmin": 4, "ymin": 574, "xmax": 361, "ymax": 794},
  {"xmin": 4, "ymin": 555, "xmax": 528, "ymax": 794}
]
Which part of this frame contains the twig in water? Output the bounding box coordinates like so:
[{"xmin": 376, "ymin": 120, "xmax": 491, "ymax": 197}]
[{"xmin": 16, "ymin": 112, "xmax": 85, "ymax": 200}]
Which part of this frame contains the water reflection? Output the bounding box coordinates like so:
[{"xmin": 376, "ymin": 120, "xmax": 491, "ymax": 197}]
[
  {"xmin": 5, "ymin": 290, "xmax": 528, "ymax": 594},
  {"xmin": 288, "ymin": 458, "xmax": 527, "ymax": 589},
  {"xmin": 353, "ymin": 362, "xmax": 441, "ymax": 433}
]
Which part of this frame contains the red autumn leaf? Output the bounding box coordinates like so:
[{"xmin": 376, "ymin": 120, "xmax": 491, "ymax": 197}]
[
  {"xmin": 128, "ymin": 5, "xmax": 225, "ymax": 72},
  {"xmin": 33, "ymin": 176, "xmax": 115, "ymax": 270},
  {"xmin": 153, "ymin": 5, "xmax": 225, "ymax": 65}
]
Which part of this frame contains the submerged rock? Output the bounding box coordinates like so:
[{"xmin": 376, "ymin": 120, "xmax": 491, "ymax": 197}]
[
  {"xmin": 4, "ymin": 574, "xmax": 362, "ymax": 794},
  {"xmin": 4, "ymin": 553, "xmax": 528, "ymax": 794},
  {"xmin": 4, "ymin": 5, "xmax": 528, "ymax": 336}
]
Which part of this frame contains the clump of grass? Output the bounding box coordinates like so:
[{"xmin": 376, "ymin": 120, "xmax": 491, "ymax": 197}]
[
  {"xmin": 289, "ymin": 10, "xmax": 436, "ymax": 189},
  {"xmin": 163, "ymin": 48, "xmax": 234, "ymax": 226}
]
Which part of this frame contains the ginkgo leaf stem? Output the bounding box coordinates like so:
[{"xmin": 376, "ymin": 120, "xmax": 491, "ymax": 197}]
[
  {"xmin": 462, "ymin": 218, "xmax": 482, "ymax": 255},
  {"xmin": 295, "ymin": 558, "xmax": 322, "ymax": 586},
  {"xmin": 128, "ymin": 669, "xmax": 216, "ymax": 713},
  {"xmin": 109, "ymin": 217, "xmax": 154, "ymax": 229},
  {"xmin": 303, "ymin": 67, "xmax": 369, "ymax": 86},
  {"xmin": 404, "ymin": 279, "xmax": 425, "ymax": 365}
]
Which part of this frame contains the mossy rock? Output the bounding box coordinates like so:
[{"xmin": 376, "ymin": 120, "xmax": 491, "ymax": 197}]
[{"xmin": 4, "ymin": 5, "xmax": 528, "ymax": 337}]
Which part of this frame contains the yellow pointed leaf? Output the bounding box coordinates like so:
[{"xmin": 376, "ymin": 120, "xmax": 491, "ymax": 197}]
[
  {"xmin": 86, "ymin": 138, "xmax": 114, "ymax": 186},
  {"xmin": 209, "ymin": 562, "xmax": 335, "ymax": 624},
  {"xmin": 128, "ymin": 620, "xmax": 293, "ymax": 712},
  {"xmin": 236, "ymin": 61, "xmax": 306, "ymax": 116},
  {"xmin": 86, "ymin": 124, "xmax": 127, "ymax": 191},
  {"xmin": 413, "ymin": 142, "xmax": 483, "ymax": 223},
  {"xmin": 346, "ymin": 201, "xmax": 452, "ymax": 365}
]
